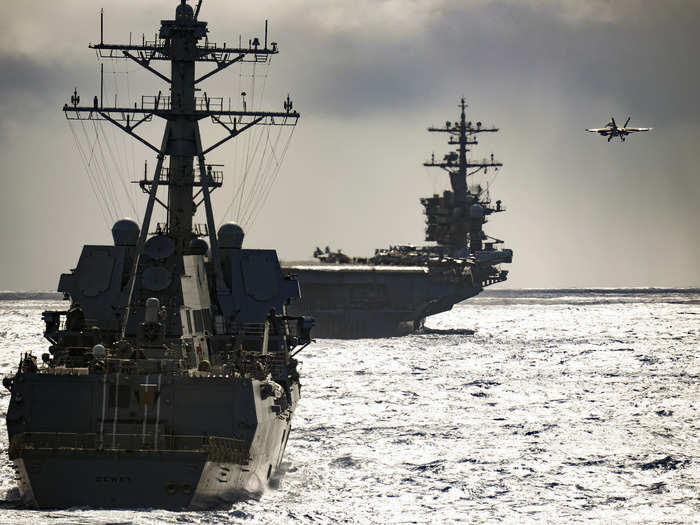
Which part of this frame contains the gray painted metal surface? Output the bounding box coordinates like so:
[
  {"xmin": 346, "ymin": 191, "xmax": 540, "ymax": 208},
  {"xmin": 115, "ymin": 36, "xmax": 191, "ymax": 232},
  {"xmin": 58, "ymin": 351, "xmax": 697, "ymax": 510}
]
[{"xmin": 4, "ymin": 1, "xmax": 309, "ymax": 509}]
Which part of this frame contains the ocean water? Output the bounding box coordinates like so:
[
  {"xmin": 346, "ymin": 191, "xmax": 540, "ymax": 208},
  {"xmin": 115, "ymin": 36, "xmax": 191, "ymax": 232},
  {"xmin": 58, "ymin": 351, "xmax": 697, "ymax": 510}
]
[{"xmin": 0, "ymin": 289, "xmax": 697, "ymax": 524}]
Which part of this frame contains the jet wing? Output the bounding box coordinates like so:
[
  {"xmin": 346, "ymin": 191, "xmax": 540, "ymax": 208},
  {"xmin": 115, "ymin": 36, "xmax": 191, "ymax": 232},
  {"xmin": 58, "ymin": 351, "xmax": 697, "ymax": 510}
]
[{"xmin": 586, "ymin": 128, "xmax": 610, "ymax": 133}]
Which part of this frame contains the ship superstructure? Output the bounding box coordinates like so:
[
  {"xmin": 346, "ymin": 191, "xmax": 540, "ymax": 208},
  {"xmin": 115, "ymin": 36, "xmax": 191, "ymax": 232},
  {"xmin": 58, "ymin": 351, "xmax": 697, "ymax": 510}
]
[
  {"xmin": 3, "ymin": 0, "xmax": 311, "ymax": 509},
  {"xmin": 421, "ymin": 98, "xmax": 507, "ymax": 258},
  {"xmin": 285, "ymin": 99, "xmax": 512, "ymax": 338}
]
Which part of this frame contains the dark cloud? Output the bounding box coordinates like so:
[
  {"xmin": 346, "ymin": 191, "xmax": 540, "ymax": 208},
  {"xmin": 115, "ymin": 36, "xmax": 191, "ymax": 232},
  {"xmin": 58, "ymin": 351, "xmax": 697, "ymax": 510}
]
[
  {"xmin": 0, "ymin": 0, "xmax": 698, "ymax": 289},
  {"xmin": 0, "ymin": 56, "xmax": 58, "ymax": 97},
  {"xmin": 265, "ymin": 0, "xmax": 700, "ymax": 125}
]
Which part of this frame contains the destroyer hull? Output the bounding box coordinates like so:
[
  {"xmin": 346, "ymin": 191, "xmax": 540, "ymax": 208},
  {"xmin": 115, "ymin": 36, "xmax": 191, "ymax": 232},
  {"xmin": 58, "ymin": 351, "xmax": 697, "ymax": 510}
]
[
  {"xmin": 7, "ymin": 373, "xmax": 297, "ymax": 509},
  {"xmin": 13, "ymin": 446, "xmax": 286, "ymax": 509},
  {"xmin": 284, "ymin": 264, "xmax": 483, "ymax": 338}
]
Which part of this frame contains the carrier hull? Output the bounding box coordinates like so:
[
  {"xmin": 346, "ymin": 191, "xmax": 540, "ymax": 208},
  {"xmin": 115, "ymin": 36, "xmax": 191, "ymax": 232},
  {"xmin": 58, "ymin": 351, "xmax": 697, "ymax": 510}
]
[{"xmin": 284, "ymin": 264, "xmax": 483, "ymax": 338}]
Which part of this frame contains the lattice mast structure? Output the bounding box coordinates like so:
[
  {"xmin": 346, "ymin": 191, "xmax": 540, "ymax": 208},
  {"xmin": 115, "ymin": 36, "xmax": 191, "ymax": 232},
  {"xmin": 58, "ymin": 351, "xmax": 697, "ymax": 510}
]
[
  {"xmin": 422, "ymin": 98, "xmax": 503, "ymax": 255},
  {"xmin": 64, "ymin": 0, "xmax": 299, "ymax": 336}
]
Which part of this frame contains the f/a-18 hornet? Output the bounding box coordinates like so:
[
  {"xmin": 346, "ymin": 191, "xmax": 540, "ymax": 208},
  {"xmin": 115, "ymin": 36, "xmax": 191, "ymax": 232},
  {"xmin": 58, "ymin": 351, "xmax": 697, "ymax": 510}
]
[{"xmin": 586, "ymin": 117, "xmax": 652, "ymax": 142}]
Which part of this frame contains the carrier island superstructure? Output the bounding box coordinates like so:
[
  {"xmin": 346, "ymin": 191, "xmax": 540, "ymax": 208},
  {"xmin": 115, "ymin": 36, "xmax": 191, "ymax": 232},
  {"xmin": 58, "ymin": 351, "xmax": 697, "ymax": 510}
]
[
  {"xmin": 3, "ymin": 0, "xmax": 311, "ymax": 509},
  {"xmin": 285, "ymin": 99, "xmax": 512, "ymax": 338}
]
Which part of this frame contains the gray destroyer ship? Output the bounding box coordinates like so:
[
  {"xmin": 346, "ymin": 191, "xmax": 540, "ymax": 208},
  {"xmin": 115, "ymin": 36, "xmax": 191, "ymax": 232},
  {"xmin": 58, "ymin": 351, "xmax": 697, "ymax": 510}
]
[
  {"xmin": 3, "ymin": 0, "xmax": 311, "ymax": 509},
  {"xmin": 285, "ymin": 100, "xmax": 512, "ymax": 338}
]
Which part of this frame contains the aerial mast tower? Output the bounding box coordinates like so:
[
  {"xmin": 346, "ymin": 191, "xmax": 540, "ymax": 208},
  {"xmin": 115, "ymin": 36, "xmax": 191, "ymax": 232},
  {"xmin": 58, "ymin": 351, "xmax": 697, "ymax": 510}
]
[
  {"xmin": 64, "ymin": 0, "xmax": 299, "ymax": 335},
  {"xmin": 422, "ymin": 98, "xmax": 503, "ymax": 255}
]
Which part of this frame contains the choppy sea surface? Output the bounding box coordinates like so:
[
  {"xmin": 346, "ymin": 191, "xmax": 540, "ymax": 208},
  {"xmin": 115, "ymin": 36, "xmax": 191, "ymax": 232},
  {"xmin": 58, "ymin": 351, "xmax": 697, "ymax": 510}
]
[{"xmin": 0, "ymin": 289, "xmax": 697, "ymax": 524}]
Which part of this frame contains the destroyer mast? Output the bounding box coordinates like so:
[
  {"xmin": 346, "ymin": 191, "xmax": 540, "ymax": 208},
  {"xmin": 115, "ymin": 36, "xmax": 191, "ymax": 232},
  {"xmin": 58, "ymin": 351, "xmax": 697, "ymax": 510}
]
[{"xmin": 64, "ymin": 0, "xmax": 298, "ymax": 333}]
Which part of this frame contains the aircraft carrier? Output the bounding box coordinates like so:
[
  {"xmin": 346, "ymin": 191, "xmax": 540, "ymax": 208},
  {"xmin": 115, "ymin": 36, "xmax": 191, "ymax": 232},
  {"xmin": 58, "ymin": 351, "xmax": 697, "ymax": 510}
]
[
  {"xmin": 3, "ymin": 0, "xmax": 312, "ymax": 509},
  {"xmin": 284, "ymin": 100, "xmax": 512, "ymax": 338}
]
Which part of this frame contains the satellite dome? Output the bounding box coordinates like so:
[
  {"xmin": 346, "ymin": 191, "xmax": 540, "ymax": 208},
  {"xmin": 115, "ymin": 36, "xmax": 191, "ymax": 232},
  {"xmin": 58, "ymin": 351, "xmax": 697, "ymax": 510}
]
[
  {"xmin": 112, "ymin": 218, "xmax": 139, "ymax": 246},
  {"xmin": 92, "ymin": 344, "xmax": 106, "ymax": 359},
  {"xmin": 218, "ymin": 222, "xmax": 244, "ymax": 249},
  {"xmin": 144, "ymin": 235, "xmax": 175, "ymax": 260},
  {"xmin": 188, "ymin": 238, "xmax": 209, "ymax": 255}
]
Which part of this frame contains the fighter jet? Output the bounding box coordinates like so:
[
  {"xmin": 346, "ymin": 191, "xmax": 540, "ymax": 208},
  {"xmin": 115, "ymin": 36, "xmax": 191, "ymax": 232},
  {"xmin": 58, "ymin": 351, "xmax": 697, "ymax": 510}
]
[{"xmin": 586, "ymin": 117, "xmax": 652, "ymax": 142}]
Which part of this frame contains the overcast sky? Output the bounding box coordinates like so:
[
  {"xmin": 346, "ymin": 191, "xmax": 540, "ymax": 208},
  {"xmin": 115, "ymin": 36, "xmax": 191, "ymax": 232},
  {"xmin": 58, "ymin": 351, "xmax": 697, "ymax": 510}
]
[{"xmin": 0, "ymin": 0, "xmax": 698, "ymax": 290}]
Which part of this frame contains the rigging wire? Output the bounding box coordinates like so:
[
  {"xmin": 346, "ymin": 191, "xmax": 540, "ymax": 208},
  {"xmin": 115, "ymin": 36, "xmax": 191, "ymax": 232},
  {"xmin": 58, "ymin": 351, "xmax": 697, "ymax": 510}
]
[
  {"xmin": 236, "ymin": 59, "xmax": 259, "ymax": 221},
  {"xmin": 237, "ymin": 124, "xmax": 275, "ymax": 223},
  {"xmin": 254, "ymin": 55, "xmax": 272, "ymax": 110},
  {"xmin": 78, "ymin": 117, "xmax": 113, "ymax": 219},
  {"xmin": 219, "ymin": 54, "xmax": 278, "ymax": 226},
  {"xmin": 244, "ymin": 125, "xmax": 294, "ymax": 229},
  {"xmin": 109, "ymin": 62, "xmax": 131, "ymax": 206},
  {"xmin": 236, "ymin": 57, "xmax": 274, "ymax": 223},
  {"xmin": 222, "ymin": 126, "xmax": 252, "ymax": 221},
  {"xmin": 220, "ymin": 98, "xmax": 296, "ymax": 225},
  {"xmin": 244, "ymin": 128, "xmax": 274, "ymax": 219},
  {"xmin": 230, "ymin": 50, "xmax": 243, "ymax": 221},
  {"xmin": 100, "ymin": 122, "xmax": 138, "ymax": 218},
  {"xmin": 230, "ymin": 121, "xmax": 267, "ymax": 221},
  {"xmin": 92, "ymin": 120, "xmax": 122, "ymax": 220},
  {"xmin": 79, "ymin": 48, "xmax": 291, "ymax": 231},
  {"xmin": 68, "ymin": 120, "xmax": 111, "ymax": 228},
  {"xmin": 124, "ymin": 67, "xmax": 139, "ymax": 217},
  {"xmin": 239, "ymin": 123, "xmax": 285, "ymax": 226},
  {"xmin": 247, "ymin": 125, "xmax": 296, "ymax": 230},
  {"xmin": 237, "ymin": 127, "xmax": 274, "ymax": 225},
  {"xmin": 108, "ymin": 59, "xmax": 142, "ymax": 217},
  {"xmin": 107, "ymin": 60, "xmax": 138, "ymax": 217}
]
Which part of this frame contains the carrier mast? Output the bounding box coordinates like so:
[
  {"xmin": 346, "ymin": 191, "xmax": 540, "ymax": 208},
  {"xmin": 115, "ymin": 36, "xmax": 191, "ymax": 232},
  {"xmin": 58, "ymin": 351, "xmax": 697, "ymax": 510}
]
[{"xmin": 422, "ymin": 98, "xmax": 502, "ymax": 254}]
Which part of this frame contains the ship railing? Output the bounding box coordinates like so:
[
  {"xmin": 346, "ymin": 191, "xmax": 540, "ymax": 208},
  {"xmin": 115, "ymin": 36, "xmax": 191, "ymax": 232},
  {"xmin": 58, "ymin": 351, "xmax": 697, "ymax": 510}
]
[
  {"xmin": 230, "ymin": 318, "xmax": 312, "ymax": 347},
  {"xmin": 191, "ymin": 223, "xmax": 210, "ymax": 238},
  {"xmin": 138, "ymin": 95, "xmax": 225, "ymax": 113},
  {"xmin": 64, "ymin": 104, "xmax": 155, "ymax": 123},
  {"xmin": 481, "ymin": 270, "xmax": 509, "ymax": 288},
  {"xmin": 137, "ymin": 167, "xmax": 223, "ymax": 187},
  {"xmin": 91, "ymin": 39, "xmax": 167, "ymax": 59},
  {"xmin": 144, "ymin": 38, "xmax": 166, "ymax": 49},
  {"xmin": 197, "ymin": 43, "xmax": 273, "ymax": 63},
  {"xmin": 194, "ymin": 167, "xmax": 224, "ymax": 185},
  {"xmin": 234, "ymin": 323, "xmax": 266, "ymax": 337},
  {"xmin": 92, "ymin": 40, "xmax": 273, "ymax": 64},
  {"xmin": 42, "ymin": 310, "xmax": 102, "ymax": 333},
  {"xmin": 9, "ymin": 432, "xmax": 250, "ymax": 464},
  {"xmin": 64, "ymin": 95, "xmax": 200, "ymax": 117},
  {"xmin": 102, "ymin": 357, "xmax": 182, "ymax": 376},
  {"xmin": 230, "ymin": 321, "xmax": 290, "ymax": 340},
  {"xmin": 149, "ymin": 223, "xmax": 211, "ymax": 238}
]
